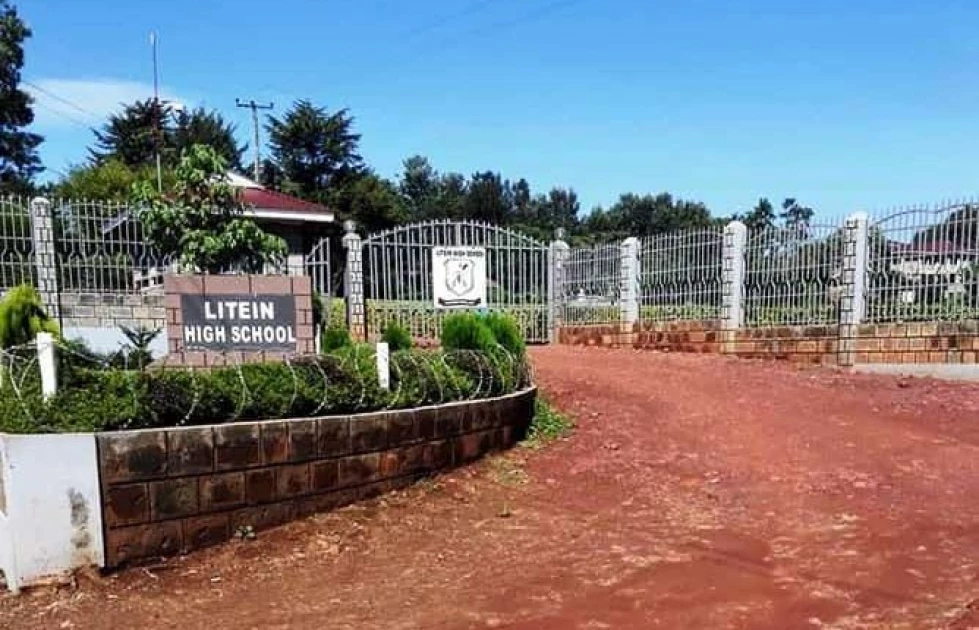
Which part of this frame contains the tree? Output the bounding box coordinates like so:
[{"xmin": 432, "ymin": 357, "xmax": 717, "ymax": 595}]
[
  {"xmin": 265, "ymin": 100, "xmax": 364, "ymax": 203},
  {"xmin": 172, "ymin": 107, "xmax": 246, "ymax": 171},
  {"xmin": 133, "ymin": 144, "xmax": 286, "ymax": 273},
  {"xmin": 53, "ymin": 159, "xmax": 173, "ymax": 201},
  {"xmin": 91, "ymin": 100, "xmax": 244, "ymax": 171},
  {"xmin": 780, "ymin": 197, "xmax": 814, "ymax": 229},
  {"xmin": 0, "ymin": 1, "xmax": 42, "ymax": 194},
  {"xmin": 399, "ymin": 155, "xmax": 440, "ymax": 221},
  {"xmin": 464, "ymin": 171, "xmax": 512, "ymax": 224},
  {"xmin": 335, "ymin": 171, "xmax": 407, "ymax": 233},
  {"xmin": 91, "ymin": 98, "xmax": 166, "ymax": 167},
  {"xmin": 740, "ymin": 198, "xmax": 776, "ymax": 232}
]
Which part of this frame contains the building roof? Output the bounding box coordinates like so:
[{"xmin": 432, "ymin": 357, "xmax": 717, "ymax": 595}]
[{"xmin": 228, "ymin": 173, "xmax": 335, "ymax": 224}]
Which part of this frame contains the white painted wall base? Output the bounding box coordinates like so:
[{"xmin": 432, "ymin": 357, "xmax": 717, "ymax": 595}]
[
  {"xmin": 0, "ymin": 433, "xmax": 104, "ymax": 593},
  {"xmin": 851, "ymin": 363, "xmax": 979, "ymax": 382}
]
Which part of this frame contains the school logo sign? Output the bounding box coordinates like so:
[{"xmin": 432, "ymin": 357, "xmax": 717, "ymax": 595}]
[{"xmin": 432, "ymin": 247, "xmax": 487, "ymax": 308}]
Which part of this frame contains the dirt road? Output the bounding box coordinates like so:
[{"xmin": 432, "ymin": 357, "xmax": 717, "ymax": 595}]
[{"xmin": 5, "ymin": 346, "xmax": 979, "ymax": 629}]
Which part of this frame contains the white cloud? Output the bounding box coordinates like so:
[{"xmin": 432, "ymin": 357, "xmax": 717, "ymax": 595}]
[{"xmin": 26, "ymin": 78, "xmax": 185, "ymax": 129}]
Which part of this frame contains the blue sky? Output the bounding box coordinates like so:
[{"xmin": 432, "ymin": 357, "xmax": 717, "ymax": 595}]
[{"xmin": 20, "ymin": 0, "xmax": 979, "ymax": 219}]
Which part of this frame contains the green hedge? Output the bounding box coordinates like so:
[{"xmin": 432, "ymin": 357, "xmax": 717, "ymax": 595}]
[{"xmin": 0, "ymin": 345, "xmax": 531, "ymax": 435}]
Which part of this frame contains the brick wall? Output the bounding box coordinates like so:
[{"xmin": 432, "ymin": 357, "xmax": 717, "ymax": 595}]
[
  {"xmin": 558, "ymin": 321, "xmax": 979, "ymax": 366},
  {"xmin": 163, "ymin": 274, "xmax": 316, "ymax": 366},
  {"xmin": 854, "ymin": 322, "xmax": 979, "ymax": 364},
  {"xmin": 60, "ymin": 293, "xmax": 166, "ymax": 331},
  {"xmin": 95, "ymin": 387, "xmax": 536, "ymax": 568}
]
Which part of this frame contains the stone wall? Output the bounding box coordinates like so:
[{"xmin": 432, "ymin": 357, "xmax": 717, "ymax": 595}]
[
  {"xmin": 558, "ymin": 321, "xmax": 979, "ymax": 366},
  {"xmin": 95, "ymin": 387, "xmax": 536, "ymax": 568},
  {"xmin": 60, "ymin": 293, "xmax": 166, "ymax": 331}
]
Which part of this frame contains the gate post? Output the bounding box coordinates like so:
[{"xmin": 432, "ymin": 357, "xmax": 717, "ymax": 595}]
[
  {"xmin": 838, "ymin": 212, "xmax": 869, "ymax": 367},
  {"xmin": 30, "ymin": 197, "xmax": 61, "ymax": 321},
  {"xmin": 619, "ymin": 237, "xmax": 640, "ymax": 337},
  {"xmin": 342, "ymin": 221, "xmax": 366, "ymax": 341},
  {"xmin": 721, "ymin": 221, "xmax": 747, "ymax": 353},
  {"xmin": 548, "ymin": 229, "xmax": 570, "ymax": 343}
]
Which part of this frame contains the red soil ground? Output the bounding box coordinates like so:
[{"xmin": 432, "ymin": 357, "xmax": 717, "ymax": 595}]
[{"xmin": 4, "ymin": 346, "xmax": 979, "ymax": 629}]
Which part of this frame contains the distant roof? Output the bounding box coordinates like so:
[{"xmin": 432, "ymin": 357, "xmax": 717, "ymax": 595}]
[
  {"xmin": 227, "ymin": 172, "xmax": 334, "ymax": 224},
  {"xmin": 888, "ymin": 240, "xmax": 974, "ymax": 256}
]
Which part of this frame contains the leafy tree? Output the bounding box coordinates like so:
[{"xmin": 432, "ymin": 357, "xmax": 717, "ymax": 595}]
[
  {"xmin": 53, "ymin": 159, "xmax": 174, "ymax": 201},
  {"xmin": 585, "ymin": 192, "xmax": 713, "ymax": 240},
  {"xmin": 435, "ymin": 172, "xmax": 468, "ymax": 219},
  {"xmin": 91, "ymin": 98, "xmax": 166, "ymax": 167},
  {"xmin": 133, "ymin": 144, "xmax": 286, "ymax": 273},
  {"xmin": 740, "ymin": 198, "xmax": 776, "ymax": 232},
  {"xmin": 91, "ymin": 99, "xmax": 244, "ymax": 170},
  {"xmin": 780, "ymin": 197, "xmax": 814, "ymax": 230},
  {"xmin": 0, "ymin": 1, "xmax": 42, "ymax": 194},
  {"xmin": 335, "ymin": 171, "xmax": 407, "ymax": 233},
  {"xmin": 265, "ymin": 100, "xmax": 364, "ymax": 203},
  {"xmin": 399, "ymin": 155, "xmax": 441, "ymax": 220},
  {"xmin": 464, "ymin": 171, "xmax": 511, "ymax": 224},
  {"xmin": 172, "ymin": 107, "xmax": 246, "ymax": 171}
]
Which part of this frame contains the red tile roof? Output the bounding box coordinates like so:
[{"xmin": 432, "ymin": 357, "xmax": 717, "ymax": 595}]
[{"xmin": 240, "ymin": 186, "xmax": 331, "ymax": 214}]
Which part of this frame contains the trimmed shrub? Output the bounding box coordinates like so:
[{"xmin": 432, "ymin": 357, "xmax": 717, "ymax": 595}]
[
  {"xmin": 0, "ymin": 342, "xmax": 528, "ymax": 434},
  {"xmin": 440, "ymin": 312, "xmax": 497, "ymax": 355},
  {"xmin": 381, "ymin": 322, "xmax": 413, "ymax": 352},
  {"xmin": 0, "ymin": 284, "xmax": 59, "ymax": 348},
  {"xmin": 483, "ymin": 312, "xmax": 525, "ymax": 358},
  {"xmin": 321, "ymin": 324, "xmax": 352, "ymax": 352}
]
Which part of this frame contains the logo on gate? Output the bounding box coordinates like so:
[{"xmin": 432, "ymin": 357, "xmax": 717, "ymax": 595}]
[
  {"xmin": 433, "ymin": 246, "xmax": 487, "ymax": 309},
  {"xmin": 445, "ymin": 258, "xmax": 475, "ymax": 297}
]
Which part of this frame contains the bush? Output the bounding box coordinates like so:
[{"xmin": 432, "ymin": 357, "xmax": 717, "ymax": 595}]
[
  {"xmin": 321, "ymin": 324, "xmax": 352, "ymax": 352},
  {"xmin": 0, "ymin": 284, "xmax": 59, "ymax": 349},
  {"xmin": 483, "ymin": 312, "xmax": 525, "ymax": 358},
  {"xmin": 381, "ymin": 322, "xmax": 413, "ymax": 352},
  {"xmin": 440, "ymin": 313, "xmax": 497, "ymax": 355},
  {"xmin": 0, "ymin": 342, "xmax": 529, "ymax": 434}
]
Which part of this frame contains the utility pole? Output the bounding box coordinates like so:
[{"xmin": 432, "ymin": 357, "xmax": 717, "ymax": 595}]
[
  {"xmin": 151, "ymin": 31, "xmax": 163, "ymax": 193},
  {"xmin": 236, "ymin": 98, "xmax": 274, "ymax": 184}
]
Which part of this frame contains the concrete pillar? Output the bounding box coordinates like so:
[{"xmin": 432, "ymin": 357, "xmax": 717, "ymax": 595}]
[
  {"xmin": 722, "ymin": 221, "xmax": 747, "ymax": 331},
  {"xmin": 547, "ymin": 229, "xmax": 570, "ymax": 343},
  {"xmin": 29, "ymin": 197, "xmax": 60, "ymax": 321},
  {"xmin": 342, "ymin": 221, "xmax": 365, "ymax": 341},
  {"xmin": 839, "ymin": 212, "xmax": 870, "ymax": 366},
  {"xmin": 619, "ymin": 237, "xmax": 641, "ymax": 329},
  {"xmin": 721, "ymin": 221, "xmax": 747, "ymax": 354}
]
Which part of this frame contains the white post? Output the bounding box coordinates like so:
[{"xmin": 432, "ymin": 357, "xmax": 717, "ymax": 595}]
[
  {"xmin": 36, "ymin": 332, "xmax": 58, "ymax": 400},
  {"xmin": 29, "ymin": 197, "xmax": 61, "ymax": 321},
  {"xmin": 342, "ymin": 221, "xmax": 366, "ymax": 341},
  {"xmin": 619, "ymin": 237, "xmax": 641, "ymax": 328},
  {"xmin": 839, "ymin": 212, "xmax": 870, "ymax": 366},
  {"xmin": 375, "ymin": 342, "xmax": 390, "ymax": 391},
  {"xmin": 844, "ymin": 212, "xmax": 870, "ymax": 326},
  {"xmin": 722, "ymin": 221, "xmax": 747, "ymax": 330},
  {"xmin": 547, "ymin": 230, "xmax": 570, "ymax": 343}
]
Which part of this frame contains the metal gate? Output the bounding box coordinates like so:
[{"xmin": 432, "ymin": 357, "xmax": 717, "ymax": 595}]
[
  {"xmin": 304, "ymin": 236, "xmax": 334, "ymax": 325},
  {"xmin": 362, "ymin": 220, "xmax": 550, "ymax": 343}
]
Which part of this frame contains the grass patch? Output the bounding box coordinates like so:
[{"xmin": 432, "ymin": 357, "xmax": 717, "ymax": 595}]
[{"xmin": 524, "ymin": 396, "xmax": 573, "ymax": 449}]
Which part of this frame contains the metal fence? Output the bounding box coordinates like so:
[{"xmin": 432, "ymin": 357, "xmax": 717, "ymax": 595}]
[
  {"xmin": 561, "ymin": 242, "xmax": 621, "ymax": 325},
  {"xmin": 743, "ymin": 223, "xmax": 844, "ymax": 327},
  {"xmin": 640, "ymin": 228, "xmax": 724, "ymax": 323},
  {"xmin": 362, "ymin": 220, "xmax": 550, "ymax": 342},
  {"xmin": 0, "ymin": 196, "xmax": 36, "ymax": 290},
  {"xmin": 866, "ymin": 200, "xmax": 979, "ymax": 323},
  {"xmin": 52, "ymin": 198, "xmax": 173, "ymax": 295}
]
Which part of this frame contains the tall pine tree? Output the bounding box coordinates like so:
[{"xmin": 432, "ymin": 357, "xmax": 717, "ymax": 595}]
[{"xmin": 0, "ymin": 1, "xmax": 42, "ymax": 194}]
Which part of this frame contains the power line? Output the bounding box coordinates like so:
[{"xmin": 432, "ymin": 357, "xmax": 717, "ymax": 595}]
[
  {"xmin": 30, "ymin": 99, "xmax": 94, "ymax": 130},
  {"xmin": 23, "ymin": 80, "xmax": 101, "ymax": 121}
]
